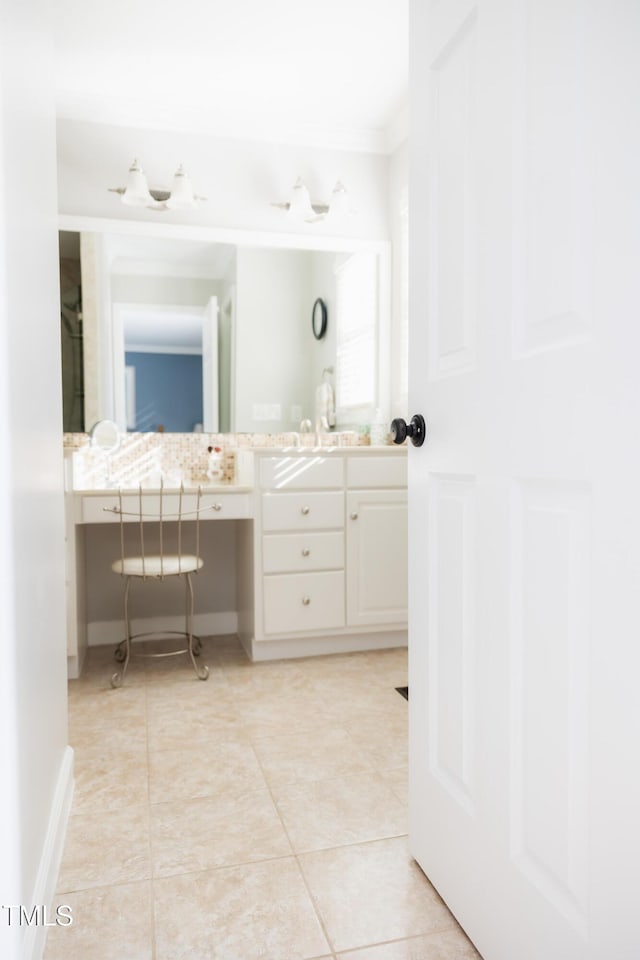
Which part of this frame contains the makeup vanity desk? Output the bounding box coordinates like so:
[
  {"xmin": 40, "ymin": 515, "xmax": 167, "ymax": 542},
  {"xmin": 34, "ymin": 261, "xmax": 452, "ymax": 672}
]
[{"xmin": 64, "ymin": 447, "xmax": 408, "ymax": 679}]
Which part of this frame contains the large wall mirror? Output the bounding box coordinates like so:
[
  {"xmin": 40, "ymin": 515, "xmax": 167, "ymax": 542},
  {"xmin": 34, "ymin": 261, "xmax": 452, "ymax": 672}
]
[{"xmin": 59, "ymin": 223, "xmax": 390, "ymax": 436}]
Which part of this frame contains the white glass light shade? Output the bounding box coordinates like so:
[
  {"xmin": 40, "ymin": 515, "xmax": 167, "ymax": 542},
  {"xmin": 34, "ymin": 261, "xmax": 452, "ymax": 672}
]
[
  {"xmin": 326, "ymin": 180, "xmax": 350, "ymax": 220},
  {"xmin": 165, "ymin": 164, "xmax": 195, "ymax": 209},
  {"xmin": 121, "ymin": 159, "xmax": 154, "ymax": 207},
  {"xmin": 287, "ymin": 178, "xmax": 315, "ymax": 221}
]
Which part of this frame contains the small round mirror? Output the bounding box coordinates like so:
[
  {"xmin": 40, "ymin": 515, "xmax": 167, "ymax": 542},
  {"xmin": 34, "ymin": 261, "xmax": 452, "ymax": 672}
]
[
  {"xmin": 312, "ymin": 297, "xmax": 328, "ymax": 340},
  {"xmin": 89, "ymin": 419, "xmax": 120, "ymax": 453}
]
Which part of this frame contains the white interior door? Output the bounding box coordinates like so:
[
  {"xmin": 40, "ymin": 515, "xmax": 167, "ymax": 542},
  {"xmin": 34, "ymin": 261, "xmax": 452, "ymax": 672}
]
[
  {"xmin": 202, "ymin": 295, "xmax": 219, "ymax": 432},
  {"xmin": 408, "ymin": 2, "xmax": 640, "ymax": 958}
]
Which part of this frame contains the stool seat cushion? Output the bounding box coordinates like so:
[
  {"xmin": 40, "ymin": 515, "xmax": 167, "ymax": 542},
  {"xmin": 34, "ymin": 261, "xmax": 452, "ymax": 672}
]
[{"xmin": 111, "ymin": 555, "xmax": 204, "ymax": 577}]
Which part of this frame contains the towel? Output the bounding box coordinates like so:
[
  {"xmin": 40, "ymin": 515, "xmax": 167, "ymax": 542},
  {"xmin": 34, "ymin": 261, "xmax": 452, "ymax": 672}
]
[{"xmin": 315, "ymin": 381, "xmax": 336, "ymax": 430}]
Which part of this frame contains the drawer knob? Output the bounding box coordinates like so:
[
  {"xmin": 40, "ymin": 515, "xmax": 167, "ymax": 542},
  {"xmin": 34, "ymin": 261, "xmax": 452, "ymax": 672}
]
[
  {"xmin": 301, "ymin": 506, "xmax": 310, "ymax": 515},
  {"xmin": 350, "ymin": 512, "xmax": 359, "ymax": 520},
  {"xmin": 212, "ymin": 503, "xmax": 222, "ymax": 511},
  {"xmin": 302, "ymin": 596, "xmax": 311, "ymax": 605},
  {"xmin": 302, "ymin": 548, "xmax": 311, "ymax": 557}
]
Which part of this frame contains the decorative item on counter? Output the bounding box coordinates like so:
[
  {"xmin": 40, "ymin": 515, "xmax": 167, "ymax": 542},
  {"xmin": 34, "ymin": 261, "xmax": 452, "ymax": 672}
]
[
  {"xmin": 360, "ymin": 423, "xmax": 372, "ymax": 444},
  {"xmin": 89, "ymin": 418, "xmax": 121, "ymax": 486},
  {"xmin": 207, "ymin": 445, "xmax": 224, "ymax": 482},
  {"xmin": 369, "ymin": 409, "xmax": 389, "ymax": 445}
]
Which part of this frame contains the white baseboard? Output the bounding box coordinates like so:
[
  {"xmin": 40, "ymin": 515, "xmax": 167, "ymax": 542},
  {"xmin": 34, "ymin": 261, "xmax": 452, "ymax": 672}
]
[
  {"xmin": 24, "ymin": 746, "xmax": 74, "ymax": 960},
  {"xmin": 66, "ymin": 644, "xmax": 87, "ymax": 681},
  {"xmin": 246, "ymin": 628, "xmax": 408, "ymax": 661},
  {"xmin": 87, "ymin": 611, "xmax": 238, "ymax": 647}
]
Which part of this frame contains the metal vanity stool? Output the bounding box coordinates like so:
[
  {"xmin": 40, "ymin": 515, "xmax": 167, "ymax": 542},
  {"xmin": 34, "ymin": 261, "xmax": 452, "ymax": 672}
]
[{"xmin": 108, "ymin": 481, "xmax": 209, "ymax": 687}]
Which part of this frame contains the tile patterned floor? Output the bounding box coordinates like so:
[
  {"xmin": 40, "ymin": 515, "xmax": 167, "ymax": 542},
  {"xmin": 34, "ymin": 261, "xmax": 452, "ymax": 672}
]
[{"xmin": 45, "ymin": 637, "xmax": 481, "ymax": 960}]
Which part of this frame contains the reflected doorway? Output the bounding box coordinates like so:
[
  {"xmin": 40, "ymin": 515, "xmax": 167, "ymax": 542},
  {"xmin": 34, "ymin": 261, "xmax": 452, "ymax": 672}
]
[{"xmin": 113, "ymin": 299, "xmax": 219, "ymax": 433}]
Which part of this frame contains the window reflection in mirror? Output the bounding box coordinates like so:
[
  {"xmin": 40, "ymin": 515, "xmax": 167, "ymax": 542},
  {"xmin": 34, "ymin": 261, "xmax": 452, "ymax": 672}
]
[{"xmin": 59, "ymin": 230, "xmax": 384, "ymax": 435}]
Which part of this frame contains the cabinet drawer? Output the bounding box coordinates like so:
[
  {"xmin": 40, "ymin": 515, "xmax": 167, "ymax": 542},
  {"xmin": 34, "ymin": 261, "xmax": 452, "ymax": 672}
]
[
  {"xmin": 347, "ymin": 456, "xmax": 407, "ymax": 488},
  {"xmin": 263, "ymin": 571, "xmax": 345, "ymax": 635},
  {"xmin": 259, "ymin": 456, "xmax": 344, "ymax": 489},
  {"xmin": 263, "ymin": 531, "xmax": 344, "ymax": 573},
  {"xmin": 80, "ymin": 492, "xmax": 252, "ymax": 524},
  {"xmin": 262, "ymin": 491, "xmax": 343, "ymax": 531}
]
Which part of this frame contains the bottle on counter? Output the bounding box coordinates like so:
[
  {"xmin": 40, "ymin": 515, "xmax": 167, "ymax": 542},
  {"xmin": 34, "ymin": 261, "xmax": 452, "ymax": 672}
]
[
  {"xmin": 369, "ymin": 409, "xmax": 389, "ymax": 445},
  {"xmin": 207, "ymin": 445, "xmax": 224, "ymax": 482}
]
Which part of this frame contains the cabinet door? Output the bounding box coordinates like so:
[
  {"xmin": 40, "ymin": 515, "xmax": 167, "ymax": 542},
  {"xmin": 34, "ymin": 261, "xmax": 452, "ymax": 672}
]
[{"xmin": 346, "ymin": 490, "xmax": 408, "ymax": 626}]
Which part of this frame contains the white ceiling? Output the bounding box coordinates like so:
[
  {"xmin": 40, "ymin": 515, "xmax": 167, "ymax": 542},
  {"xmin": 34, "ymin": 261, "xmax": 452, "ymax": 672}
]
[
  {"xmin": 52, "ymin": 0, "xmax": 408, "ymax": 153},
  {"xmin": 122, "ymin": 306, "xmax": 205, "ymax": 353},
  {"xmin": 108, "ymin": 235, "xmax": 235, "ymax": 279}
]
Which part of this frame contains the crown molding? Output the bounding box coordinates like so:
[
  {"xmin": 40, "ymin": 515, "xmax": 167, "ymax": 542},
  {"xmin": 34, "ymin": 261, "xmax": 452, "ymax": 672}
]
[{"xmin": 55, "ymin": 92, "xmax": 402, "ymax": 156}]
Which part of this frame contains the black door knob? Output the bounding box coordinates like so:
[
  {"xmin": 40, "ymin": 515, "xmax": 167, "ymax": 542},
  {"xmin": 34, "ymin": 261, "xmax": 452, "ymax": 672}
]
[{"xmin": 390, "ymin": 414, "xmax": 426, "ymax": 447}]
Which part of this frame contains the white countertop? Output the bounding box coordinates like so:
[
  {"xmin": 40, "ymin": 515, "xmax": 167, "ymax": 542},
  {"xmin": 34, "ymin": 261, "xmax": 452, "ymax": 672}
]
[{"xmin": 66, "ymin": 444, "xmax": 407, "ymax": 493}]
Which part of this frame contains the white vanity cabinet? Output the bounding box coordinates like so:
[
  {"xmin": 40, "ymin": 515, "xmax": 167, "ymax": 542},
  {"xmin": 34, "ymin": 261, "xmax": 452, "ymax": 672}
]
[
  {"xmin": 247, "ymin": 448, "xmax": 408, "ymax": 660},
  {"xmin": 64, "ymin": 448, "xmax": 407, "ymax": 674}
]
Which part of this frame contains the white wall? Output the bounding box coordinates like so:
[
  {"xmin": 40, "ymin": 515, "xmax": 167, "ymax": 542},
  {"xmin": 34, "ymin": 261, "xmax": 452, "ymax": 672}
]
[
  {"xmin": 83, "ymin": 521, "xmax": 237, "ymax": 625},
  {"xmin": 0, "ymin": 2, "xmax": 71, "ymax": 958},
  {"xmin": 56, "ymin": 118, "xmax": 390, "ymax": 241},
  {"xmin": 218, "ymin": 252, "xmax": 237, "ymax": 432},
  {"xmin": 111, "ymin": 273, "xmax": 220, "ymax": 306}
]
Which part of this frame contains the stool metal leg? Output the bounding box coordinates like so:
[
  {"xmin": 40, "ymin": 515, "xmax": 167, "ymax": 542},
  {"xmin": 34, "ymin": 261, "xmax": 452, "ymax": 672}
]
[
  {"xmin": 110, "ymin": 574, "xmax": 209, "ymax": 687},
  {"xmin": 185, "ymin": 572, "xmax": 203, "ymax": 656},
  {"xmin": 185, "ymin": 573, "xmax": 209, "ymax": 681},
  {"xmin": 111, "ymin": 576, "xmax": 133, "ymax": 688}
]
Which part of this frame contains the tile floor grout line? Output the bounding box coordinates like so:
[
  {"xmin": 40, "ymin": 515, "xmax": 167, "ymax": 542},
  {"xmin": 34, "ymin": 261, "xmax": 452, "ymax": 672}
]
[
  {"xmin": 249, "ymin": 726, "xmax": 338, "ymax": 958},
  {"xmin": 256, "ymin": 766, "xmax": 405, "ymax": 792},
  {"xmin": 54, "ymin": 875, "xmax": 154, "ymax": 897},
  {"xmin": 293, "ymin": 852, "xmax": 338, "ymax": 959},
  {"xmin": 144, "ymin": 682, "xmax": 160, "ymax": 960}
]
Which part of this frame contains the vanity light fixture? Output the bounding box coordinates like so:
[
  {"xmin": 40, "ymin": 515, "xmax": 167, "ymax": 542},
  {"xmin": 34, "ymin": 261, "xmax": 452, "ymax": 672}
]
[
  {"xmin": 272, "ymin": 177, "xmax": 352, "ymax": 224},
  {"xmin": 108, "ymin": 158, "xmax": 206, "ymax": 212}
]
